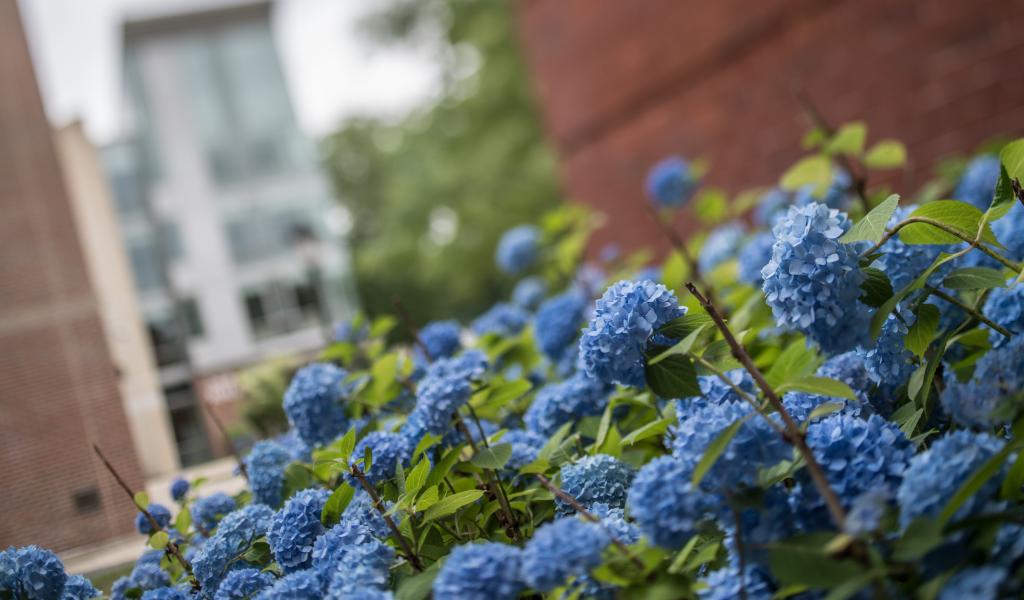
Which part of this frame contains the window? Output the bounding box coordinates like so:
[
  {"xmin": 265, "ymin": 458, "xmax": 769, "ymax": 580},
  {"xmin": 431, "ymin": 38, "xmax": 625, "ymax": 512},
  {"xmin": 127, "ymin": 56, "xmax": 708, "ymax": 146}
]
[
  {"xmin": 164, "ymin": 383, "xmax": 211, "ymax": 467},
  {"xmin": 125, "ymin": 222, "xmax": 183, "ymax": 292},
  {"xmin": 146, "ymin": 298, "xmax": 205, "ymax": 366},
  {"xmin": 242, "ymin": 280, "xmax": 323, "ymax": 339},
  {"xmin": 224, "ymin": 208, "xmax": 315, "ymax": 264}
]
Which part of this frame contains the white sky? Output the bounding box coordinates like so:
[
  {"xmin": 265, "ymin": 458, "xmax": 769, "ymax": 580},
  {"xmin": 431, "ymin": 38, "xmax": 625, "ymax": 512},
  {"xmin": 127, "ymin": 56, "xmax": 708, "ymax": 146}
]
[{"xmin": 18, "ymin": 0, "xmax": 441, "ymax": 145}]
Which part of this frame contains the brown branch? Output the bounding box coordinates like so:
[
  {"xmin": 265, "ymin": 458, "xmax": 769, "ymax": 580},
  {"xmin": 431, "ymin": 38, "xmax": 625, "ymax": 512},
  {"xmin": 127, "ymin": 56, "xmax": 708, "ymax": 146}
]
[
  {"xmin": 349, "ymin": 463, "xmax": 423, "ymax": 571},
  {"xmin": 684, "ymin": 283, "xmax": 847, "ymax": 530},
  {"xmin": 536, "ymin": 474, "xmax": 645, "ymax": 571},
  {"xmin": 644, "ymin": 205, "xmax": 721, "ymax": 310},
  {"xmin": 200, "ymin": 401, "xmax": 247, "ymax": 481},
  {"xmin": 925, "ymin": 286, "xmax": 1012, "ymax": 339},
  {"xmin": 92, "ymin": 445, "xmax": 197, "ymax": 586}
]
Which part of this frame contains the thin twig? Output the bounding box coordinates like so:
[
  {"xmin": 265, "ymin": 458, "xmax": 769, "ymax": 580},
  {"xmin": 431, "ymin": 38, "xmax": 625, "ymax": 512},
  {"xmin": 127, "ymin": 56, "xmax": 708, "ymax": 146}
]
[
  {"xmin": 200, "ymin": 401, "xmax": 247, "ymax": 481},
  {"xmin": 393, "ymin": 297, "xmax": 432, "ymax": 362},
  {"xmin": 685, "ymin": 283, "xmax": 848, "ymax": 529},
  {"xmin": 535, "ymin": 474, "xmax": 645, "ymax": 571},
  {"xmin": 349, "ymin": 463, "xmax": 423, "ymax": 571},
  {"xmin": 731, "ymin": 505, "xmax": 749, "ymax": 600},
  {"xmin": 455, "ymin": 414, "xmax": 521, "ymax": 541},
  {"xmin": 693, "ymin": 355, "xmax": 786, "ymax": 436},
  {"xmin": 92, "ymin": 445, "xmax": 197, "ymax": 586},
  {"xmin": 925, "ymin": 286, "xmax": 1012, "ymax": 339}
]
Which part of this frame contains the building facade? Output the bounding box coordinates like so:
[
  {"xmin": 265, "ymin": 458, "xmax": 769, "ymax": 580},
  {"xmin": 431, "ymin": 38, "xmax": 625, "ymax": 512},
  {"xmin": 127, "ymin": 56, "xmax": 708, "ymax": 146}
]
[
  {"xmin": 0, "ymin": 0, "xmax": 143, "ymax": 551},
  {"xmin": 104, "ymin": 1, "xmax": 357, "ymax": 467}
]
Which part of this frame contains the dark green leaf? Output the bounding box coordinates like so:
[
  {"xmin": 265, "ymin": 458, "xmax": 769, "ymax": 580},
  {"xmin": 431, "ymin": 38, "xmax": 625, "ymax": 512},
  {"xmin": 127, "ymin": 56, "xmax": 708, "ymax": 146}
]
[
  {"xmin": 321, "ymin": 484, "xmax": 355, "ymax": 526},
  {"xmin": 645, "ymin": 354, "xmax": 700, "ymax": 398},
  {"xmin": 871, "ymin": 253, "xmax": 958, "ymax": 340},
  {"xmin": 424, "ymin": 446, "xmax": 463, "ymax": 489},
  {"xmin": 777, "ymin": 376, "xmax": 856, "ymax": 401},
  {"xmin": 942, "ymin": 267, "xmax": 1008, "ymax": 290},
  {"xmin": 859, "ymin": 267, "xmax": 894, "ymax": 308},
  {"xmin": 395, "ymin": 560, "xmax": 442, "ymax": 600},
  {"xmin": 620, "ymin": 417, "xmax": 671, "ymax": 447},
  {"xmin": 990, "ymin": 165, "xmax": 1017, "ymax": 219},
  {"xmin": 769, "ymin": 541, "xmax": 862, "ymax": 588},
  {"xmin": 892, "ymin": 518, "xmax": 944, "ymax": 561},
  {"xmin": 422, "ymin": 490, "xmax": 485, "ymax": 522},
  {"xmin": 842, "ymin": 194, "xmax": 899, "ymax": 244},
  {"xmin": 905, "ymin": 304, "xmax": 941, "ymax": 357},
  {"xmin": 1000, "ymin": 138, "xmax": 1024, "ymax": 183},
  {"xmin": 470, "ymin": 443, "xmax": 512, "ymax": 470},
  {"xmin": 657, "ymin": 312, "xmax": 712, "ymax": 339},
  {"xmin": 692, "ymin": 416, "xmax": 750, "ymax": 486}
]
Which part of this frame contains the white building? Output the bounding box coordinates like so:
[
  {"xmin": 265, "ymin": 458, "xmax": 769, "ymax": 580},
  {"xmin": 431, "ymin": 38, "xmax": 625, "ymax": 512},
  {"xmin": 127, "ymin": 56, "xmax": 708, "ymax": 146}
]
[{"xmin": 103, "ymin": 0, "xmax": 357, "ymax": 467}]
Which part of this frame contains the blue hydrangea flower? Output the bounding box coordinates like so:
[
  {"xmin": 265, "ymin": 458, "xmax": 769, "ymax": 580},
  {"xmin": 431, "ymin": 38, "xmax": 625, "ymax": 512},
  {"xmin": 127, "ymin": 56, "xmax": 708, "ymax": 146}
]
[
  {"xmin": 275, "ymin": 430, "xmax": 312, "ymax": 462},
  {"xmin": 762, "ymin": 203, "xmax": 871, "ymax": 354},
  {"xmin": 283, "ymin": 363, "xmax": 350, "ymax": 448},
  {"xmin": 140, "ymin": 589, "xmax": 189, "ymax": 600},
  {"xmin": 521, "ymin": 517, "xmax": 608, "ymax": 592},
  {"xmin": 432, "ymin": 543, "xmax": 523, "ymax": 600},
  {"xmin": 61, "ymin": 574, "xmax": 99, "ymax": 600},
  {"xmin": 727, "ymin": 487, "xmax": 797, "ymax": 565},
  {"xmin": 311, "ymin": 521, "xmax": 379, "ymax": 590},
  {"xmin": 699, "ymin": 222, "xmax": 745, "ymax": 273},
  {"xmin": 794, "ymin": 414, "xmax": 912, "ymax": 531},
  {"xmin": 333, "ymin": 319, "xmax": 369, "ymax": 343},
  {"xmin": 982, "ymin": 282, "xmax": 1024, "ymax": 346},
  {"xmin": 253, "ymin": 570, "xmax": 320, "ymax": 600},
  {"xmin": 402, "ymin": 354, "xmax": 482, "ymax": 440},
  {"xmin": 109, "ymin": 577, "xmax": 133, "ymax": 600},
  {"xmin": 589, "ymin": 503, "xmax": 641, "ymax": 545},
  {"xmin": 350, "ymin": 432, "xmax": 411, "ymax": 485},
  {"xmin": 860, "ymin": 305, "xmax": 916, "ymax": 385},
  {"xmin": 645, "ymin": 156, "xmax": 698, "ymax": 208},
  {"xmin": 676, "ymin": 370, "xmax": 757, "ymax": 413},
  {"xmin": 817, "ymin": 351, "xmax": 874, "ymax": 407},
  {"xmin": 511, "ymin": 277, "xmax": 546, "ymax": 310},
  {"xmin": 192, "ymin": 493, "xmax": 237, "ymax": 533},
  {"xmin": 535, "ymin": 289, "xmax": 587, "ymax": 361},
  {"xmin": 875, "ymin": 206, "xmax": 953, "ymax": 292},
  {"xmin": 557, "ymin": 454, "xmax": 635, "ymax": 515},
  {"xmin": 941, "ymin": 335, "xmax": 1024, "ymax": 428},
  {"xmin": 898, "ymin": 430, "xmax": 1005, "ymax": 528},
  {"xmin": 501, "ymin": 429, "xmax": 546, "ymax": 471},
  {"xmin": 6, "ymin": 546, "xmax": 67, "ymax": 600},
  {"xmin": 844, "ymin": 488, "xmax": 891, "ymax": 536},
  {"xmin": 135, "ymin": 503, "xmax": 172, "ymax": 535},
  {"xmin": 339, "ymin": 492, "xmax": 392, "ymax": 540},
  {"xmin": 268, "ymin": 489, "xmax": 330, "ymax": 572},
  {"xmin": 192, "ymin": 504, "xmax": 274, "ymax": 594},
  {"xmin": 991, "ymin": 202, "xmax": 1024, "ymax": 262},
  {"xmin": 738, "ymin": 232, "xmax": 775, "ymax": 286},
  {"xmin": 169, "ymin": 478, "xmax": 190, "ymax": 503},
  {"xmin": 627, "ymin": 456, "xmax": 715, "ymax": 549},
  {"xmin": 673, "ymin": 399, "xmax": 789, "ymax": 493},
  {"xmin": 214, "ymin": 568, "xmax": 274, "ymax": 600},
  {"xmin": 939, "ymin": 566, "xmax": 1006, "ymax": 600},
  {"xmin": 754, "ymin": 188, "xmax": 791, "ymax": 227},
  {"xmin": 325, "ymin": 538, "xmax": 394, "ymax": 599},
  {"xmin": 471, "ymin": 303, "xmax": 528, "ymax": 337},
  {"xmin": 416, "ymin": 320, "xmax": 461, "ymax": 361},
  {"xmin": 129, "ymin": 564, "xmax": 169, "ymax": 592},
  {"xmin": 579, "ymin": 279, "xmax": 686, "ymax": 388},
  {"xmin": 953, "ymin": 155, "xmax": 1001, "ymax": 210},
  {"xmin": 699, "ymin": 565, "xmax": 774, "ymax": 600},
  {"xmin": 245, "ymin": 440, "xmax": 292, "ymax": 508},
  {"xmin": 495, "ymin": 225, "xmax": 540, "ymax": 275},
  {"xmin": 993, "ymin": 524, "xmax": 1024, "ymax": 568},
  {"xmin": 524, "ymin": 372, "xmax": 611, "ymax": 436}
]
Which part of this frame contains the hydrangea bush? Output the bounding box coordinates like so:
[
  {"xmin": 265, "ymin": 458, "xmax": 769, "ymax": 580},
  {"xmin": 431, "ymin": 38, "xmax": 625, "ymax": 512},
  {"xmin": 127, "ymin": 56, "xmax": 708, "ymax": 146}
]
[{"xmin": 10, "ymin": 127, "xmax": 1024, "ymax": 600}]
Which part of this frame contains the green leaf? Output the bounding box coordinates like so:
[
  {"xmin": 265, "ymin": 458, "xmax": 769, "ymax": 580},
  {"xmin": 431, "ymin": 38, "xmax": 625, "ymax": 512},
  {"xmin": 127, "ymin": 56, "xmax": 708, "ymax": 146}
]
[
  {"xmin": 470, "ymin": 443, "xmax": 512, "ymax": 470},
  {"xmin": 905, "ymin": 304, "xmax": 941, "ymax": 357},
  {"xmin": 691, "ymin": 416, "xmax": 750, "ymax": 486},
  {"xmin": 424, "ymin": 446, "xmax": 463, "ymax": 489},
  {"xmin": 412, "ymin": 433, "xmax": 442, "ymax": 461},
  {"xmin": 647, "ymin": 323, "xmax": 708, "ymax": 365},
  {"xmin": 941, "ymin": 267, "xmax": 1008, "ymax": 290},
  {"xmin": 133, "ymin": 491, "xmax": 150, "ymax": 510},
  {"xmin": 859, "ymin": 267, "xmax": 894, "ymax": 308},
  {"xmin": 485, "ymin": 379, "xmax": 532, "ymax": 409},
  {"xmin": 336, "ymin": 427, "xmax": 357, "ymax": 463},
  {"xmin": 241, "ymin": 540, "xmax": 272, "ymax": 565},
  {"xmin": 780, "ymin": 155, "xmax": 832, "ymax": 194},
  {"xmin": 644, "ymin": 354, "xmax": 700, "ymax": 398},
  {"xmin": 805, "ymin": 402, "xmax": 846, "ymax": 423},
  {"xmin": 619, "ymin": 417, "xmax": 671, "ymax": 447},
  {"xmin": 899, "ymin": 200, "xmax": 998, "ymax": 245},
  {"xmin": 990, "ymin": 165, "xmax": 1018, "ymax": 219},
  {"xmin": 174, "ymin": 507, "xmax": 191, "ymax": 533},
  {"xmin": 777, "ymin": 376, "xmax": 856, "ymax": 400},
  {"xmin": 1001, "ymin": 451, "xmax": 1024, "ymax": 500},
  {"xmin": 404, "ymin": 458, "xmax": 431, "ymax": 498},
  {"xmin": 661, "ymin": 251, "xmax": 687, "ymax": 294},
  {"xmin": 422, "ymin": 490, "xmax": 485, "ymax": 522},
  {"xmin": 148, "ymin": 531, "xmax": 169, "ymax": 550},
  {"xmin": 892, "ymin": 518, "xmax": 944, "ymax": 561},
  {"xmin": 1000, "ymin": 138, "xmax": 1024, "ymax": 182},
  {"xmin": 765, "ymin": 338, "xmax": 820, "ymax": 388},
  {"xmin": 870, "ymin": 252, "xmax": 959, "ymax": 339},
  {"xmin": 395, "ymin": 559, "xmax": 442, "ymax": 600},
  {"xmin": 694, "ymin": 188, "xmax": 728, "ymax": 224},
  {"xmin": 842, "ymin": 194, "xmax": 898, "ymax": 244},
  {"xmin": 863, "ymin": 140, "xmax": 907, "ymax": 169},
  {"xmin": 769, "ymin": 540, "xmax": 862, "ymax": 588},
  {"xmin": 657, "ymin": 312, "xmax": 712, "ymax": 339},
  {"xmin": 825, "ymin": 121, "xmax": 866, "ymax": 156},
  {"xmin": 321, "ymin": 484, "xmax": 355, "ymax": 526}
]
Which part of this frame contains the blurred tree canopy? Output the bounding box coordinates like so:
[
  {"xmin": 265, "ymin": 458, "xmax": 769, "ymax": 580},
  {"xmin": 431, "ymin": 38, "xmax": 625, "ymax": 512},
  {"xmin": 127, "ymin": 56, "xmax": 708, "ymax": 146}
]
[{"xmin": 322, "ymin": 0, "xmax": 561, "ymax": 327}]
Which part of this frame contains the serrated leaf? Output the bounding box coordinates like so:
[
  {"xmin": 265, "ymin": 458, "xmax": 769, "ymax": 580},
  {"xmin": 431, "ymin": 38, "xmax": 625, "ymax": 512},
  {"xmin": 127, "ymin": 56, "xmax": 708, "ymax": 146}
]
[
  {"xmin": 691, "ymin": 416, "xmax": 750, "ymax": 486},
  {"xmin": 470, "ymin": 443, "xmax": 512, "ymax": 470},
  {"xmin": 657, "ymin": 312, "xmax": 712, "ymax": 339},
  {"xmin": 899, "ymin": 200, "xmax": 998, "ymax": 245},
  {"xmin": 422, "ymin": 490, "xmax": 485, "ymax": 523},
  {"xmin": 336, "ymin": 428, "xmax": 357, "ymax": 463},
  {"xmin": 777, "ymin": 376, "xmax": 856, "ymax": 400},
  {"xmin": 134, "ymin": 491, "xmax": 149, "ymax": 510},
  {"xmin": 619, "ymin": 417, "xmax": 671, "ymax": 447},
  {"xmin": 941, "ymin": 267, "xmax": 1008, "ymax": 290},
  {"xmin": 825, "ymin": 121, "xmax": 866, "ymax": 156},
  {"xmin": 647, "ymin": 323, "xmax": 708, "ymax": 365},
  {"xmin": 905, "ymin": 304, "xmax": 940, "ymax": 357},
  {"xmin": 863, "ymin": 140, "xmax": 906, "ymax": 169},
  {"xmin": 404, "ymin": 458, "xmax": 431, "ymax": 498},
  {"xmin": 859, "ymin": 267, "xmax": 894, "ymax": 308},
  {"xmin": 842, "ymin": 194, "xmax": 898, "ymax": 244},
  {"xmin": 1000, "ymin": 138, "xmax": 1024, "ymax": 182},
  {"xmin": 644, "ymin": 353, "xmax": 700, "ymax": 398},
  {"xmin": 321, "ymin": 484, "xmax": 355, "ymax": 526},
  {"xmin": 780, "ymin": 155, "xmax": 832, "ymax": 194}
]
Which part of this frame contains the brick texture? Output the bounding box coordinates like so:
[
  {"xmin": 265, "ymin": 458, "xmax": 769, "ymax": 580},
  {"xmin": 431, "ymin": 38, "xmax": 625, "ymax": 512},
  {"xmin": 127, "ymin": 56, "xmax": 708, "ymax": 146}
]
[
  {"xmin": 0, "ymin": 0, "xmax": 144, "ymax": 551},
  {"xmin": 516, "ymin": 0, "xmax": 1024, "ymax": 254}
]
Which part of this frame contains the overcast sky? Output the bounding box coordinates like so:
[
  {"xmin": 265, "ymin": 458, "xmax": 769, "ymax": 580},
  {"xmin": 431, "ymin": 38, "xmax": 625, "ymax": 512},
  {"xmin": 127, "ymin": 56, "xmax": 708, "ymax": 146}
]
[{"xmin": 18, "ymin": 0, "xmax": 441, "ymax": 145}]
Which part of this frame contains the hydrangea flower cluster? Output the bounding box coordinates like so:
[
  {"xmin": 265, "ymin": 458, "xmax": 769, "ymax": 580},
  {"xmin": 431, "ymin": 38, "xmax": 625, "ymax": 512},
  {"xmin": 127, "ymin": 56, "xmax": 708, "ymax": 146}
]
[
  {"xmin": 627, "ymin": 456, "xmax": 714, "ymax": 549},
  {"xmin": 579, "ymin": 279, "xmax": 686, "ymax": 387},
  {"xmin": 534, "ymin": 289, "xmax": 587, "ymax": 361},
  {"xmin": 169, "ymin": 478, "xmax": 190, "ymax": 502},
  {"xmin": 874, "ymin": 206, "xmax": 952, "ymax": 291},
  {"xmin": 556, "ymin": 454, "xmax": 635, "ymax": 514},
  {"xmin": 953, "ymin": 154, "xmax": 1000, "ymax": 210},
  {"xmin": 283, "ymin": 363, "xmax": 350, "ymax": 447},
  {"xmin": 698, "ymin": 222, "xmax": 745, "ymax": 273},
  {"xmin": 433, "ymin": 542, "xmax": 523, "ymax": 600},
  {"xmin": 738, "ymin": 231, "xmax": 775, "ymax": 285},
  {"xmin": 192, "ymin": 503, "xmax": 274, "ymax": 593},
  {"xmin": 520, "ymin": 517, "xmax": 609, "ymax": 592},
  {"xmin": 501, "ymin": 428, "xmax": 546, "ymax": 471},
  {"xmin": 324, "ymin": 537, "xmax": 394, "ymax": 598},
  {"xmin": 762, "ymin": 202, "xmax": 870, "ymax": 354},
  {"xmin": 523, "ymin": 372, "xmax": 610, "ymax": 436},
  {"xmin": 403, "ymin": 353, "xmax": 482, "ymax": 439},
  {"xmin": 495, "ymin": 225, "xmax": 540, "ymax": 274},
  {"xmin": 135, "ymin": 503, "xmax": 172, "ymax": 535},
  {"xmin": 511, "ymin": 276, "xmax": 546, "ymax": 310},
  {"xmin": 214, "ymin": 568, "xmax": 274, "ymax": 600},
  {"xmin": 417, "ymin": 319, "xmax": 462, "ymax": 361},
  {"xmin": 861, "ymin": 306, "xmax": 916, "ymax": 385},
  {"xmin": 982, "ymin": 282, "xmax": 1024, "ymax": 345},
  {"xmin": 244, "ymin": 440, "xmax": 293, "ymax": 507},
  {"xmin": 267, "ymin": 489, "xmax": 330, "ymax": 572},
  {"xmin": 191, "ymin": 493, "xmax": 237, "ymax": 533},
  {"xmin": 471, "ymin": 302, "xmax": 529, "ymax": 337},
  {"xmin": 350, "ymin": 431, "xmax": 412, "ymax": 484},
  {"xmin": 941, "ymin": 335, "xmax": 1024, "ymax": 428},
  {"xmin": 645, "ymin": 156, "xmax": 699, "ymax": 208},
  {"xmin": 0, "ymin": 546, "xmax": 66, "ymax": 600},
  {"xmin": 254, "ymin": 570, "xmax": 320, "ymax": 600}
]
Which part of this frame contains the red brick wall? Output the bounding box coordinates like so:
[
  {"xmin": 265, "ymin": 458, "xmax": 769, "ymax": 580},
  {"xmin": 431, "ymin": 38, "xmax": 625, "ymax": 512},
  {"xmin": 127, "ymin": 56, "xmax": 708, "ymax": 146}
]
[
  {"xmin": 0, "ymin": 0, "xmax": 144, "ymax": 551},
  {"xmin": 516, "ymin": 0, "xmax": 1024, "ymax": 253}
]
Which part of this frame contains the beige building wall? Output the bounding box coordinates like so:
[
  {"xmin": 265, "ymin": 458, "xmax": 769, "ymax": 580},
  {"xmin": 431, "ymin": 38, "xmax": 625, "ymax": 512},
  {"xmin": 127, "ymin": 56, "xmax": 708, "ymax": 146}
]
[{"xmin": 54, "ymin": 121, "xmax": 180, "ymax": 478}]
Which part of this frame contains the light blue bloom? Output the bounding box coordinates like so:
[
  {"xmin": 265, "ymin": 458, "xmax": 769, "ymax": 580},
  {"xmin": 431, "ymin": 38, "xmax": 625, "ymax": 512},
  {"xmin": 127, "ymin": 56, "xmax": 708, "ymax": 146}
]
[
  {"xmin": 579, "ymin": 279, "xmax": 686, "ymax": 387},
  {"xmin": 496, "ymin": 225, "xmax": 540, "ymax": 275},
  {"xmin": 170, "ymin": 478, "xmax": 190, "ymax": 503},
  {"xmin": 645, "ymin": 156, "xmax": 698, "ymax": 208},
  {"xmin": 627, "ymin": 456, "xmax": 715, "ymax": 549},
  {"xmin": 589, "ymin": 503, "xmax": 640, "ymax": 545},
  {"xmin": 941, "ymin": 335, "xmax": 1024, "ymax": 428},
  {"xmin": 501, "ymin": 429, "xmax": 546, "ymax": 471},
  {"xmin": 192, "ymin": 493, "xmax": 237, "ymax": 533},
  {"xmin": 135, "ymin": 504, "xmax": 172, "ymax": 535},
  {"xmin": 982, "ymin": 282, "xmax": 1024, "ymax": 346},
  {"xmin": 471, "ymin": 302, "xmax": 529, "ymax": 337},
  {"xmin": 699, "ymin": 222, "xmax": 744, "ymax": 273},
  {"xmin": 61, "ymin": 574, "xmax": 99, "ymax": 600},
  {"xmin": 6, "ymin": 546, "xmax": 67, "ymax": 600},
  {"xmin": 524, "ymin": 372, "xmax": 611, "ymax": 436},
  {"xmin": 534, "ymin": 289, "xmax": 587, "ymax": 361},
  {"xmin": 762, "ymin": 203, "xmax": 871, "ymax": 354},
  {"xmin": 738, "ymin": 231, "xmax": 775, "ymax": 286},
  {"xmin": 245, "ymin": 441, "xmax": 292, "ymax": 508},
  {"xmin": 417, "ymin": 320, "xmax": 461, "ymax": 361},
  {"xmin": 311, "ymin": 521, "xmax": 379, "ymax": 591},
  {"xmin": 350, "ymin": 432, "xmax": 412, "ymax": 485},
  {"xmin": 938, "ymin": 566, "xmax": 1006, "ymax": 600},
  {"xmin": 267, "ymin": 489, "xmax": 330, "ymax": 572},
  {"xmin": 860, "ymin": 305, "xmax": 916, "ymax": 386},
  {"xmin": 699, "ymin": 565, "xmax": 774, "ymax": 600},
  {"xmin": 432, "ymin": 543, "xmax": 523, "ymax": 600},
  {"xmin": 192, "ymin": 504, "xmax": 274, "ymax": 594},
  {"xmin": 140, "ymin": 589, "xmax": 189, "ymax": 600},
  {"xmin": 253, "ymin": 570, "xmax": 319, "ymax": 600},
  {"xmin": 521, "ymin": 517, "xmax": 608, "ymax": 592},
  {"xmin": 875, "ymin": 206, "xmax": 952, "ymax": 292},
  {"xmin": 511, "ymin": 277, "xmax": 546, "ymax": 310},
  {"xmin": 283, "ymin": 363, "xmax": 350, "ymax": 448},
  {"xmin": 844, "ymin": 488, "xmax": 891, "ymax": 536},
  {"xmin": 214, "ymin": 568, "xmax": 274, "ymax": 600},
  {"xmin": 953, "ymin": 155, "xmax": 1000, "ymax": 210},
  {"xmin": 402, "ymin": 353, "xmax": 482, "ymax": 440},
  {"xmin": 324, "ymin": 538, "xmax": 394, "ymax": 599},
  {"xmin": 754, "ymin": 187, "xmax": 791, "ymax": 227},
  {"xmin": 557, "ymin": 454, "xmax": 635, "ymax": 515}
]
